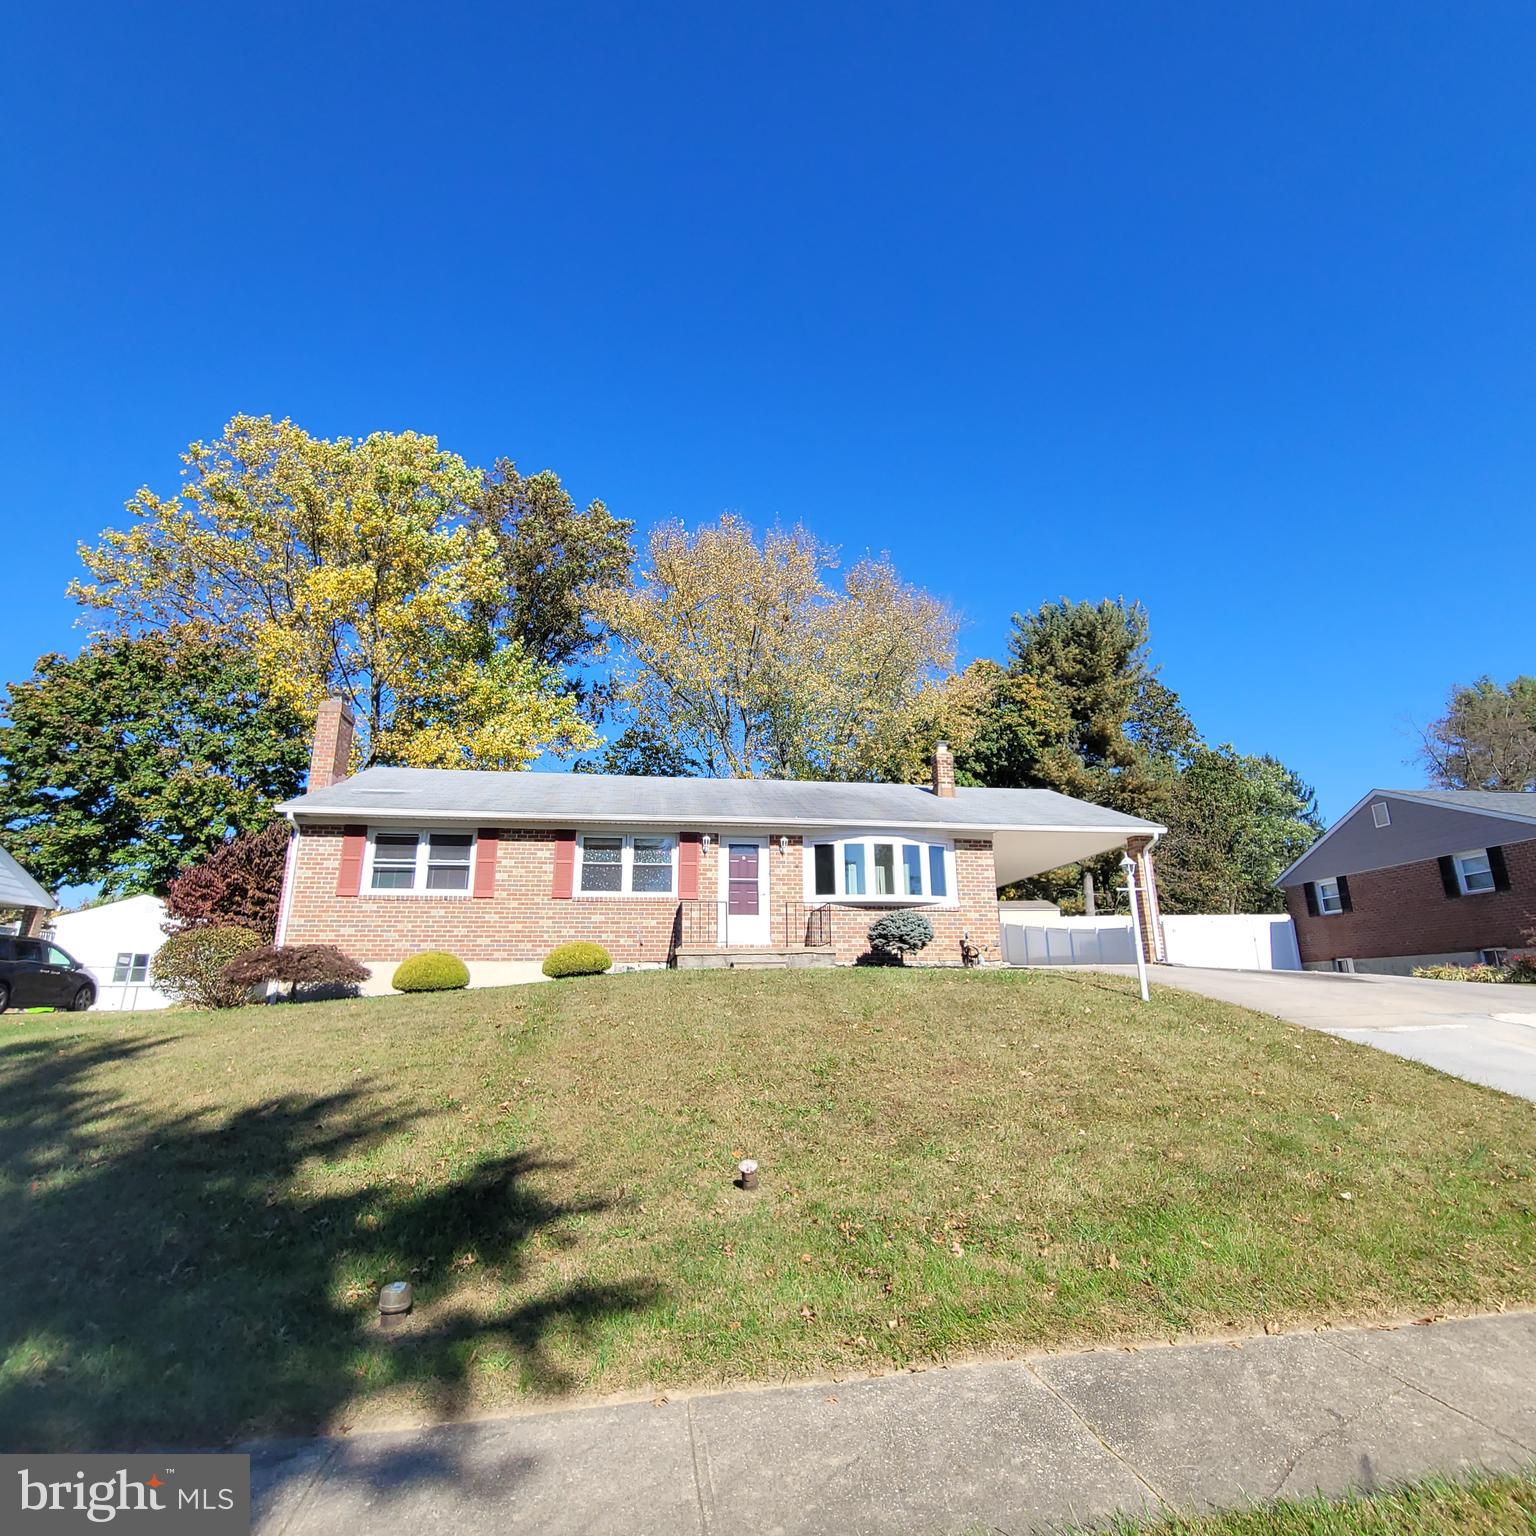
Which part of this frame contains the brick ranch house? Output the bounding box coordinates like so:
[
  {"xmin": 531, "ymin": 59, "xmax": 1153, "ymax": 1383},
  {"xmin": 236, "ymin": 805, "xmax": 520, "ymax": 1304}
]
[
  {"xmin": 273, "ymin": 699, "xmax": 1166, "ymax": 985},
  {"xmin": 1277, "ymin": 788, "xmax": 1536, "ymax": 974}
]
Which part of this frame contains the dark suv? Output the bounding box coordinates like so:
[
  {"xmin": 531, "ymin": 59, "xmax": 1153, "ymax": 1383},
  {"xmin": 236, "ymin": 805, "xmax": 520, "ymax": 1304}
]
[{"xmin": 0, "ymin": 936, "xmax": 96, "ymax": 1012}]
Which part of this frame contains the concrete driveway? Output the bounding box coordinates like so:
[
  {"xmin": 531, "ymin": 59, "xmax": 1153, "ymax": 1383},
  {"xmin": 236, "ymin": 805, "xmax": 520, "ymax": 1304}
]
[{"xmin": 1151, "ymin": 966, "xmax": 1536, "ymax": 1103}]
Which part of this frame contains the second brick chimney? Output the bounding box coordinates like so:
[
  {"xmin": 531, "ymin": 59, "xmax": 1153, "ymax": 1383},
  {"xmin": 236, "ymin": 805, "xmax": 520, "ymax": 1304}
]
[
  {"xmin": 308, "ymin": 696, "xmax": 357, "ymax": 791},
  {"xmin": 932, "ymin": 740, "xmax": 955, "ymax": 798}
]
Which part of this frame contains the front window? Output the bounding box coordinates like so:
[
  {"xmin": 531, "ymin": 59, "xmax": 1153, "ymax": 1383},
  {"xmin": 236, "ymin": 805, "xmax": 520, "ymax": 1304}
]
[
  {"xmin": 112, "ymin": 952, "xmax": 150, "ymax": 983},
  {"xmin": 1454, "ymin": 849, "xmax": 1495, "ymax": 895},
  {"xmin": 813, "ymin": 842, "xmax": 836, "ymax": 896},
  {"xmin": 425, "ymin": 834, "xmax": 473, "ymax": 891},
  {"xmin": 370, "ymin": 833, "xmax": 421, "ymax": 891},
  {"xmin": 807, "ymin": 836, "xmax": 955, "ymax": 903},
  {"xmin": 578, "ymin": 834, "xmax": 676, "ymax": 896},
  {"xmin": 367, "ymin": 830, "xmax": 477, "ymax": 895},
  {"xmin": 1316, "ymin": 878, "xmax": 1343, "ymax": 915},
  {"xmin": 631, "ymin": 836, "xmax": 675, "ymax": 893},
  {"xmin": 843, "ymin": 843, "xmax": 867, "ymax": 896}
]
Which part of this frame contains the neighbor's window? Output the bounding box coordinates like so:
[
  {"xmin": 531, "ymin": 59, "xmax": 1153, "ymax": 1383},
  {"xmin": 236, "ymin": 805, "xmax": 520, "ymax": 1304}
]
[
  {"xmin": 1453, "ymin": 849, "xmax": 1495, "ymax": 895},
  {"xmin": 1316, "ymin": 877, "xmax": 1343, "ymax": 915},
  {"xmin": 368, "ymin": 830, "xmax": 476, "ymax": 894},
  {"xmin": 578, "ymin": 833, "xmax": 676, "ymax": 896},
  {"xmin": 807, "ymin": 837, "xmax": 955, "ymax": 903},
  {"xmin": 112, "ymin": 952, "xmax": 150, "ymax": 984},
  {"xmin": 1371, "ymin": 802, "xmax": 1391, "ymax": 828}
]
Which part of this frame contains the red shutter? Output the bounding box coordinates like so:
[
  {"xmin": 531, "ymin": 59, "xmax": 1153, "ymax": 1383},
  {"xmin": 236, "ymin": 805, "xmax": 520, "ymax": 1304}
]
[
  {"xmin": 336, "ymin": 825, "xmax": 367, "ymax": 897},
  {"xmin": 474, "ymin": 829, "xmax": 499, "ymax": 898},
  {"xmin": 679, "ymin": 832, "xmax": 701, "ymax": 900},
  {"xmin": 552, "ymin": 830, "xmax": 576, "ymax": 898}
]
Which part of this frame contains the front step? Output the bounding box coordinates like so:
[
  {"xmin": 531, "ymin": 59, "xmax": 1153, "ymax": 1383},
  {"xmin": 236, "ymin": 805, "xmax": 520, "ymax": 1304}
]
[{"xmin": 674, "ymin": 946, "xmax": 837, "ymax": 971}]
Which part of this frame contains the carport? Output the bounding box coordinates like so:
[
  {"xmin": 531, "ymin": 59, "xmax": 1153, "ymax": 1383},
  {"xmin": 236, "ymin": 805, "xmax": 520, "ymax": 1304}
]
[{"xmin": 0, "ymin": 844, "xmax": 54, "ymax": 938}]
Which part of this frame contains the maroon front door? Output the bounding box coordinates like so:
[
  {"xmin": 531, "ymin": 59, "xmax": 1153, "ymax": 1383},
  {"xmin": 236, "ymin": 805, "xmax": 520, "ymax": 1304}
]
[
  {"xmin": 725, "ymin": 841, "xmax": 767, "ymax": 944},
  {"xmin": 727, "ymin": 843, "xmax": 759, "ymax": 915}
]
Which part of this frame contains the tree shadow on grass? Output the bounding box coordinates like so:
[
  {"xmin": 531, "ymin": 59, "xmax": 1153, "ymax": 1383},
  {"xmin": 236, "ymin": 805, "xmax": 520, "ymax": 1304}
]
[{"xmin": 0, "ymin": 1033, "xmax": 659, "ymax": 1453}]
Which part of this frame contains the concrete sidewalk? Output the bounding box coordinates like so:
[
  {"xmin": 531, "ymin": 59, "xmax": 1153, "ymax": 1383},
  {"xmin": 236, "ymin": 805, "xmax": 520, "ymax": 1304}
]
[{"xmin": 250, "ymin": 1311, "xmax": 1536, "ymax": 1535}]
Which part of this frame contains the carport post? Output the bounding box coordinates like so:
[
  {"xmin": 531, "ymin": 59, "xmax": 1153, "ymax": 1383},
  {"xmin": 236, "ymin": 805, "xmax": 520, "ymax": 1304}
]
[{"xmin": 1120, "ymin": 853, "xmax": 1149, "ymax": 1003}]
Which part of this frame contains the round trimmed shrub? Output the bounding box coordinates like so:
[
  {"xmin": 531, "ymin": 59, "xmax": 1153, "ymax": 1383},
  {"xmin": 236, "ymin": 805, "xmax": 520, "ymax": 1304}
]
[
  {"xmin": 542, "ymin": 941, "xmax": 613, "ymax": 979},
  {"xmin": 392, "ymin": 951, "xmax": 470, "ymax": 993},
  {"xmin": 867, "ymin": 911, "xmax": 934, "ymax": 964},
  {"xmin": 153, "ymin": 925, "xmax": 263, "ymax": 1009}
]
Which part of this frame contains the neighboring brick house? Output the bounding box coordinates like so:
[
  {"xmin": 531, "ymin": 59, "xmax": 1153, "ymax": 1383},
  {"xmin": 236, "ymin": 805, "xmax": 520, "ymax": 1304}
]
[
  {"xmin": 1277, "ymin": 788, "xmax": 1536, "ymax": 974},
  {"xmin": 274, "ymin": 698, "xmax": 1166, "ymax": 987}
]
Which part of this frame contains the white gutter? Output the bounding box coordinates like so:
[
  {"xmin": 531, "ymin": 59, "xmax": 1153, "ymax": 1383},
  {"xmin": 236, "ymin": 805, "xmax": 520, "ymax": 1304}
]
[{"xmin": 282, "ymin": 807, "xmax": 1167, "ymax": 837}]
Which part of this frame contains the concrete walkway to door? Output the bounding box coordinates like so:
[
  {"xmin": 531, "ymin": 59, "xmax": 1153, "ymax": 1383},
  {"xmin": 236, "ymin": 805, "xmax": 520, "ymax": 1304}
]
[
  {"xmin": 1146, "ymin": 965, "xmax": 1536, "ymax": 1103},
  {"xmin": 249, "ymin": 1311, "xmax": 1536, "ymax": 1536}
]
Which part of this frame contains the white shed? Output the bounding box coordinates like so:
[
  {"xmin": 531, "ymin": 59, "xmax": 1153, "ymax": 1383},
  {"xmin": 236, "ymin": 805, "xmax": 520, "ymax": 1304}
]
[{"xmin": 50, "ymin": 895, "xmax": 174, "ymax": 1011}]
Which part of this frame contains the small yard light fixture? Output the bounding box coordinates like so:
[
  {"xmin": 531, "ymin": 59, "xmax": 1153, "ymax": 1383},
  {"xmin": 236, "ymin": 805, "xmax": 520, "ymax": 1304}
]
[
  {"xmin": 737, "ymin": 1158, "xmax": 759, "ymax": 1191},
  {"xmin": 378, "ymin": 1279, "xmax": 414, "ymax": 1331}
]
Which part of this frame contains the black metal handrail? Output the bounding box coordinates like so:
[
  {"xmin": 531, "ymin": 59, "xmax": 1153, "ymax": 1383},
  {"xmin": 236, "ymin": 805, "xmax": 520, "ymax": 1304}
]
[{"xmin": 783, "ymin": 902, "xmax": 833, "ymax": 948}]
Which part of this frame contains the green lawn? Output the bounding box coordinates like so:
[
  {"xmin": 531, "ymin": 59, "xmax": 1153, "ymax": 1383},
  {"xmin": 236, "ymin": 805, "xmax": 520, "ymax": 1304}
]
[
  {"xmin": 3, "ymin": 967, "xmax": 1534, "ymax": 1449},
  {"xmin": 1089, "ymin": 1468, "xmax": 1536, "ymax": 1534}
]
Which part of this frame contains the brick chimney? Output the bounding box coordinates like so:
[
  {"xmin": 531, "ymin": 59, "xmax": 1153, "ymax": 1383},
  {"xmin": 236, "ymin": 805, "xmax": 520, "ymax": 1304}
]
[
  {"xmin": 932, "ymin": 740, "xmax": 955, "ymax": 798},
  {"xmin": 308, "ymin": 696, "xmax": 357, "ymax": 791}
]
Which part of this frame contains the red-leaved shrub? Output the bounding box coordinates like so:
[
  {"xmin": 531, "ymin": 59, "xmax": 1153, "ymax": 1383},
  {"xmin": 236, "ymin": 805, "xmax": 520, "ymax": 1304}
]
[{"xmin": 163, "ymin": 821, "xmax": 291, "ymax": 940}]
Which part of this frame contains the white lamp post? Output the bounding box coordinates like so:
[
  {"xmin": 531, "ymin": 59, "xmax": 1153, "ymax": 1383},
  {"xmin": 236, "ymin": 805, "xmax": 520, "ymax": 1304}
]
[{"xmin": 1120, "ymin": 852, "xmax": 1150, "ymax": 1003}]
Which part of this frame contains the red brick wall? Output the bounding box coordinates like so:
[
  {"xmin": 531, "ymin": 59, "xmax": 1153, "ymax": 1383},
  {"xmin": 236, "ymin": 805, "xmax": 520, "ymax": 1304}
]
[
  {"xmin": 281, "ymin": 824, "xmax": 1002, "ymax": 967},
  {"xmin": 1286, "ymin": 836, "xmax": 1536, "ymax": 964}
]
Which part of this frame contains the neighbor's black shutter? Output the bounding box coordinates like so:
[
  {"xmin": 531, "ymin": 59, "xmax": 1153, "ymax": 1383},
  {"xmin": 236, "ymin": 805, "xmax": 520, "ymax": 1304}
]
[
  {"xmin": 1337, "ymin": 875, "xmax": 1353, "ymax": 913},
  {"xmin": 1438, "ymin": 855, "xmax": 1462, "ymax": 899},
  {"xmin": 1304, "ymin": 882, "xmax": 1320, "ymax": 917},
  {"xmin": 1489, "ymin": 845, "xmax": 1511, "ymax": 892}
]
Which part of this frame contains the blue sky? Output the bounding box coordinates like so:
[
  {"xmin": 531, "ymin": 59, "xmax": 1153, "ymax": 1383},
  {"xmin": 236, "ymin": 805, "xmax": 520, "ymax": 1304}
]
[{"xmin": 2, "ymin": 2, "xmax": 1532, "ymax": 822}]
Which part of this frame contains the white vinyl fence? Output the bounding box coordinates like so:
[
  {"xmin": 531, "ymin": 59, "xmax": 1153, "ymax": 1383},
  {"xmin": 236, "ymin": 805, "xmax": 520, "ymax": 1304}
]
[
  {"xmin": 1001, "ymin": 911, "xmax": 1299, "ymax": 971},
  {"xmin": 1000, "ymin": 916, "xmax": 1138, "ymax": 966}
]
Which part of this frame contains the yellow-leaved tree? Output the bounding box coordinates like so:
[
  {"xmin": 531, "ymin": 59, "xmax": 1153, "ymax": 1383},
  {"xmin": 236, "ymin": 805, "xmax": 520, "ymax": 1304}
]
[
  {"xmin": 71, "ymin": 415, "xmax": 600, "ymax": 769},
  {"xmin": 591, "ymin": 516, "xmax": 958, "ymax": 779}
]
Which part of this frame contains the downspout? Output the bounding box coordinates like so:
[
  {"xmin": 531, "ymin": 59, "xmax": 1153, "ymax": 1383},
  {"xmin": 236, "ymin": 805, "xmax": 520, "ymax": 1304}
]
[{"xmin": 273, "ymin": 814, "xmax": 300, "ymax": 950}]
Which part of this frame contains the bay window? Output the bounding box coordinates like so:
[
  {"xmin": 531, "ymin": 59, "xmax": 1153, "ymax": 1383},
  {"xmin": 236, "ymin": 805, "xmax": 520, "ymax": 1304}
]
[{"xmin": 807, "ymin": 836, "xmax": 955, "ymax": 904}]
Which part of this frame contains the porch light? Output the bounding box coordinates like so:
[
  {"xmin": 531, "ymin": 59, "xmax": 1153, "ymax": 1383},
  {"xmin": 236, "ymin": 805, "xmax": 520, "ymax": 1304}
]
[
  {"xmin": 738, "ymin": 1158, "xmax": 759, "ymax": 1191},
  {"xmin": 701, "ymin": 834, "xmax": 712, "ymax": 851},
  {"xmin": 778, "ymin": 835, "xmax": 789, "ymax": 854}
]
